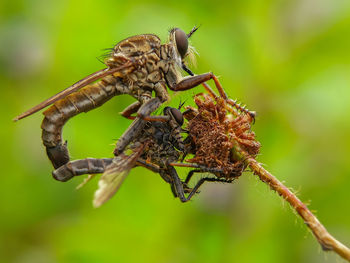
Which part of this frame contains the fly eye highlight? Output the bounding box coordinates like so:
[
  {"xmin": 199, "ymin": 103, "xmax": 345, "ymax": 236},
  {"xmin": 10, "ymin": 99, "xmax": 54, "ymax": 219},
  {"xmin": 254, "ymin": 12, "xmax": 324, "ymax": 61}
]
[
  {"xmin": 170, "ymin": 108, "xmax": 184, "ymax": 126},
  {"xmin": 174, "ymin": 28, "xmax": 188, "ymax": 58}
]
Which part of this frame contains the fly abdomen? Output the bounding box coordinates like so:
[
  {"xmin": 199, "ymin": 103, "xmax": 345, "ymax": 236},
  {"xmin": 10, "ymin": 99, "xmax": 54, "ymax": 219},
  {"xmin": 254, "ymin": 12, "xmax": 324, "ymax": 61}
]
[
  {"xmin": 42, "ymin": 76, "xmax": 126, "ymax": 168},
  {"xmin": 52, "ymin": 158, "xmax": 113, "ymax": 182}
]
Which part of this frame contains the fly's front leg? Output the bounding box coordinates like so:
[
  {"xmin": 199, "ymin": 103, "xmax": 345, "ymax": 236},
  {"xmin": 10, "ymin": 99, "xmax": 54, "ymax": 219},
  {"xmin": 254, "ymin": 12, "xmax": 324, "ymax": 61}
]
[
  {"xmin": 172, "ymin": 73, "xmax": 256, "ymax": 120},
  {"xmin": 170, "ymin": 72, "xmax": 215, "ymax": 92},
  {"xmin": 201, "ymin": 78, "xmax": 256, "ymax": 119}
]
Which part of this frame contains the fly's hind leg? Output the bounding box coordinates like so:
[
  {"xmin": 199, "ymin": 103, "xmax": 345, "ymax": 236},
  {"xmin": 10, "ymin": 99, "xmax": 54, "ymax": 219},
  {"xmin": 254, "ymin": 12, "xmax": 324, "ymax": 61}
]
[
  {"xmin": 171, "ymin": 72, "xmax": 256, "ymax": 119},
  {"xmin": 168, "ymin": 162, "xmax": 236, "ymax": 201},
  {"xmin": 183, "ymin": 176, "xmax": 232, "ymax": 201}
]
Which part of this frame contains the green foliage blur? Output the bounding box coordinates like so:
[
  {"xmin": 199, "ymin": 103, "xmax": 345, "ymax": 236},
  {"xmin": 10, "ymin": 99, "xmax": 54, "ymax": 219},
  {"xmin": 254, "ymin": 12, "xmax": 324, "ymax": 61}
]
[{"xmin": 1, "ymin": 0, "xmax": 350, "ymax": 262}]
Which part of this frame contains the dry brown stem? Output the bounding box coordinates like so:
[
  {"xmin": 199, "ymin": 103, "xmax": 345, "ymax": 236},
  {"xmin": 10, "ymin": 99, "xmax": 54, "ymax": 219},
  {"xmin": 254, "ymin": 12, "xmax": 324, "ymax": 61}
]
[{"xmin": 246, "ymin": 157, "xmax": 350, "ymax": 261}]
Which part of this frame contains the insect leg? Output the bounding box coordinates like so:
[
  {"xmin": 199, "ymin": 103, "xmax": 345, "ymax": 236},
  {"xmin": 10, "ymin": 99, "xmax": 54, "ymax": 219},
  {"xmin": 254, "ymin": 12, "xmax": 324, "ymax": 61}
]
[
  {"xmin": 173, "ymin": 72, "xmax": 256, "ymax": 119},
  {"xmin": 201, "ymin": 80, "xmax": 256, "ymax": 119},
  {"xmin": 171, "ymin": 72, "xmax": 255, "ymax": 117},
  {"xmin": 114, "ymin": 97, "xmax": 162, "ymax": 155},
  {"xmin": 184, "ymin": 169, "xmax": 199, "ymax": 184},
  {"xmin": 52, "ymin": 158, "xmax": 113, "ymax": 182},
  {"xmin": 170, "ymin": 73, "xmax": 214, "ymax": 91},
  {"xmin": 120, "ymin": 101, "xmax": 141, "ymax": 120},
  {"xmin": 169, "ymin": 162, "xmax": 225, "ymax": 183},
  {"xmin": 136, "ymin": 160, "xmax": 178, "ymax": 191},
  {"xmin": 135, "ymin": 159, "xmax": 160, "ymax": 173},
  {"xmin": 167, "ymin": 165, "xmax": 232, "ymax": 202},
  {"xmin": 137, "ymin": 97, "xmax": 163, "ymax": 119},
  {"xmin": 166, "ymin": 165, "xmax": 188, "ymax": 202},
  {"xmin": 183, "ymin": 176, "xmax": 232, "ymax": 201}
]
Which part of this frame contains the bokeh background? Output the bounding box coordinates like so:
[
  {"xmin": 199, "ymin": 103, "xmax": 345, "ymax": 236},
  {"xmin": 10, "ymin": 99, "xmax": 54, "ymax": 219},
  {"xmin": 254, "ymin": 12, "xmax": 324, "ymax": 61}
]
[{"xmin": 1, "ymin": 0, "xmax": 350, "ymax": 262}]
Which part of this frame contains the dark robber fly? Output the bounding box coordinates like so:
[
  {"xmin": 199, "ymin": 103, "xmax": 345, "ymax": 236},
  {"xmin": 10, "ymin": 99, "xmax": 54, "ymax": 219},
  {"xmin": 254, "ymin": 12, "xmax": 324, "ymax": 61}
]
[
  {"xmin": 52, "ymin": 105, "xmax": 227, "ymax": 206},
  {"xmin": 13, "ymin": 26, "xmax": 223, "ymax": 171}
]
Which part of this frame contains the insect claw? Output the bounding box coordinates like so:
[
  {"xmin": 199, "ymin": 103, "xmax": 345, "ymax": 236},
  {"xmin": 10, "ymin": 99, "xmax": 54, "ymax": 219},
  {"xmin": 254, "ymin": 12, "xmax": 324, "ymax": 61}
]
[{"xmin": 249, "ymin": 111, "xmax": 257, "ymax": 119}]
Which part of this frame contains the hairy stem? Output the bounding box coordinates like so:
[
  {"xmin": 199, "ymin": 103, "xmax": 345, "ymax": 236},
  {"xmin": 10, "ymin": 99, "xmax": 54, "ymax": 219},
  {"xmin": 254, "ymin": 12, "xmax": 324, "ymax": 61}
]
[{"xmin": 245, "ymin": 156, "xmax": 350, "ymax": 261}]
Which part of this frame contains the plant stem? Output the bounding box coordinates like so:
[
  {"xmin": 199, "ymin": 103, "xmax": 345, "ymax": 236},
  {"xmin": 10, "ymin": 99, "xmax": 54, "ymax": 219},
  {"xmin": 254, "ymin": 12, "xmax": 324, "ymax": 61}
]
[{"xmin": 245, "ymin": 156, "xmax": 350, "ymax": 261}]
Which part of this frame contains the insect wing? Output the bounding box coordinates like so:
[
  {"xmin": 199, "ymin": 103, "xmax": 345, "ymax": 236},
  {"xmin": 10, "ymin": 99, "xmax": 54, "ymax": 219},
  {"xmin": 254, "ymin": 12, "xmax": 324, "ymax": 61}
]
[
  {"xmin": 13, "ymin": 62, "xmax": 134, "ymax": 121},
  {"xmin": 76, "ymin": 174, "xmax": 97, "ymax": 190},
  {"xmin": 93, "ymin": 148, "xmax": 143, "ymax": 208}
]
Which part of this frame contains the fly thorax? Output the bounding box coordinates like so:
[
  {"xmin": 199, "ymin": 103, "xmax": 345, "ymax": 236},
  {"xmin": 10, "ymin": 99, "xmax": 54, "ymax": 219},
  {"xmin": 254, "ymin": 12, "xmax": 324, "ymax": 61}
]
[{"xmin": 159, "ymin": 44, "xmax": 181, "ymax": 72}]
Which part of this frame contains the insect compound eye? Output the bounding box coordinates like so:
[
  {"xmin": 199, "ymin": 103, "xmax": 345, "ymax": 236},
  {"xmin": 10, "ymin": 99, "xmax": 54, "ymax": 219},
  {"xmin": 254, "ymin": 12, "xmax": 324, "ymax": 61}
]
[
  {"xmin": 174, "ymin": 28, "xmax": 188, "ymax": 58},
  {"xmin": 170, "ymin": 108, "xmax": 184, "ymax": 126}
]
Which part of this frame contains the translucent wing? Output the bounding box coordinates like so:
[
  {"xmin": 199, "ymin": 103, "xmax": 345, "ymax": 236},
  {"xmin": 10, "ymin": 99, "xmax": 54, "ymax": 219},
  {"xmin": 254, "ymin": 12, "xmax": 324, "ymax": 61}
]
[
  {"xmin": 93, "ymin": 146, "xmax": 144, "ymax": 208},
  {"xmin": 13, "ymin": 61, "xmax": 134, "ymax": 121},
  {"xmin": 76, "ymin": 174, "xmax": 97, "ymax": 190}
]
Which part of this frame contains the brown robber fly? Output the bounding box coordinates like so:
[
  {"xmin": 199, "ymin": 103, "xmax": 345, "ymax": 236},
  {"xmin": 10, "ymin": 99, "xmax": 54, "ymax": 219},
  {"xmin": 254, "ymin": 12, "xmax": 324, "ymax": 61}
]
[{"xmin": 13, "ymin": 26, "xmax": 223, "ymax": 171}]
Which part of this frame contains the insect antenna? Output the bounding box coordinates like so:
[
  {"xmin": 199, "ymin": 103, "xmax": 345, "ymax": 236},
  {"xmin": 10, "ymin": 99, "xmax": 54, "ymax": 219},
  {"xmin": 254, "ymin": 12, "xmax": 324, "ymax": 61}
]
[
  {"xmin": 187, "ymin": 25, "xmax": 200, "ymax": 38},
  {"xmin": 178, "ymin": 99, "xmax": 187, "ymax": 110}
]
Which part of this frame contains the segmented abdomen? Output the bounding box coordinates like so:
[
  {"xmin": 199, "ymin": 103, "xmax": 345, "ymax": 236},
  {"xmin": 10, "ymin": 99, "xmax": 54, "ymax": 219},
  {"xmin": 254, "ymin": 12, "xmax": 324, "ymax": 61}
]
[
  {"xmin": 52, "ymin": 158, "xmax": 113, "ymax": 182},
  {"xmin": 41, "ymin": 75, "xmax": 124, "ymax": 168}
]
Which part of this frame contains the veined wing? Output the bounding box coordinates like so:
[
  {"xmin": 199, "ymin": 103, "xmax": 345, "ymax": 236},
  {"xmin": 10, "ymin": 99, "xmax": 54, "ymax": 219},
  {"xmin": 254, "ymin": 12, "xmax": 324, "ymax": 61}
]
[
  {"xmin": 13, "ymin": 61, "xmax": 134, "ymax": 121},
  {"xmin": 93, "ymin": 146, "xmax": 144, "ymax": 208}
]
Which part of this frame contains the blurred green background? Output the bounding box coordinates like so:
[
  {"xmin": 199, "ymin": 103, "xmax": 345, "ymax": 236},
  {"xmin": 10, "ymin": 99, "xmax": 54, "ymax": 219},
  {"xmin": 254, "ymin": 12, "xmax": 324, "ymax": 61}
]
[{"xmin": 1, "ymin": 0, "xmax": 350, "ymax": 262}]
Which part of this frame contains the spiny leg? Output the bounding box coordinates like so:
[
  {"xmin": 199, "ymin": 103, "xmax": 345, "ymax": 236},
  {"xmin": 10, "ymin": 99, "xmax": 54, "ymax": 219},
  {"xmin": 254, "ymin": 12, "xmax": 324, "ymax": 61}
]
[
  {"xmin": 200, "ymin": 78, "xmax": 256, "ymax": 119},
  {"xmin": 170, "ymin": 72, "xmax": 253, "ymax": 117},
  {"xmin": 166, "ymin": 163, "xmax": 232, "ymax": 202},
  {"xmin": 184, "ymin": 176, "xmax": 233, "ymax": 201},
  {"xmin": 169, "ymin": 162, "xmax": 225, "ymax": 184}
]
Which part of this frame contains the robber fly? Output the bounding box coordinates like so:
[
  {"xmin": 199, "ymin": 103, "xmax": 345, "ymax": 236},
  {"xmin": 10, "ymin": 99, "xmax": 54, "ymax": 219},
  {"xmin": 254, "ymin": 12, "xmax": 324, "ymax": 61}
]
[{"xmin": 13, "ymin": 26, "xmax": 222, "ymax": 171}]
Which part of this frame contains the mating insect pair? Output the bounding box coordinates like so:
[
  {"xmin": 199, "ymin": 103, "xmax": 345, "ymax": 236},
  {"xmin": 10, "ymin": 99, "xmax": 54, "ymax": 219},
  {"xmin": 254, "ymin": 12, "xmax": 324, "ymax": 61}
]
[
  {"xmin": 52, "ymin": 104, "xmax": 228, "ymax": 206},
  {"xmin": 51, "ymin": 79, "xmax": 258, "ymax": 206}
]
